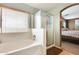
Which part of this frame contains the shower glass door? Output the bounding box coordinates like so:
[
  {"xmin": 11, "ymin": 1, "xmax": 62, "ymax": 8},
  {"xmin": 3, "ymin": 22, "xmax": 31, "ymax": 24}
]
[{"xmin": 46, "ymin": 16, "xmax": 54, "ymax": 46}]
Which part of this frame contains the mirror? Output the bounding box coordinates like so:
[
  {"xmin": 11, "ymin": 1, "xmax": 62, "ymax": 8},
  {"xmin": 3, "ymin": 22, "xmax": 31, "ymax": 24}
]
[
  {"xmin": 61, "ymin": 4, "xmax": 79, "ymax": 30},
  {"xmin": 61, "ymin": 4, "xmax": 79, "ymax": 20}
]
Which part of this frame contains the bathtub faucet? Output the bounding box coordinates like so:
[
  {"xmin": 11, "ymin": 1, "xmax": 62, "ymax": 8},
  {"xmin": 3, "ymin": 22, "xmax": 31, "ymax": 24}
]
[
  {"xmin": 33, "ymin": 35, "xmax": 36, "ymax": 40},
  {"xmin": 0, "ymin": 40, "xmax": 2, "ymax": 43}
]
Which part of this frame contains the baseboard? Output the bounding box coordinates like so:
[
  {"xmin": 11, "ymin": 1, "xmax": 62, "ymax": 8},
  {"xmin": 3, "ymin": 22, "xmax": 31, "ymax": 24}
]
[
  {"xmin": 46, "ymin": 43, "xmax": 62, "ymax": 50},
  {"xmin": 54, "ymin": 45, "xmax": 62, "ymax": 50},
  {"xmin": 46, "ymin": 44, "xmax": 55, "ymax": 49}
]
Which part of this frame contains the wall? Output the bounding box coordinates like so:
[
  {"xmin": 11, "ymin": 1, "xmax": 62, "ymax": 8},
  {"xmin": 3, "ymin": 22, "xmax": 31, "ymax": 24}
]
[
  {"xmin": 68, "ymin": 20, "xmax": 75, "ymax": 30},
  {"xmin": 65, "ymin": 19, "xmax": 79, "ymax": 30},
  {"xmin": 53, "ymin": 13, "xmax": 61, "ymax": 47},
  {"xmin": 34, "ymin": 10, "xmax": 41, "ymax": 28},
  {"xmin": 75, "ymin": 19, "xmax": 79, "ymax": 30}
]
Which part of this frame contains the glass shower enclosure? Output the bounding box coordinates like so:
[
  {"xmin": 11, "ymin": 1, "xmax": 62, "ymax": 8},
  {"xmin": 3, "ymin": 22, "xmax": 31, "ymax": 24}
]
[
  {"xmin": 46, "ymin": 16, "xmax": 54, "ymax": 46},
  {"xmin": 33, "ymin": 10, "xmax": 54, "ymax": 47}
]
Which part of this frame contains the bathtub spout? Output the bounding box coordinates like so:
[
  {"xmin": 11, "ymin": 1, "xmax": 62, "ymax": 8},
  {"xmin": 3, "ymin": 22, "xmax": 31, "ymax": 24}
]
[
  {"xmin": 0, "ymin": 41, "xmax": 2, "ymax": 43},
  {"xmin": 33, "ymin": 35, "xmax": 36, "ymax": 40}
]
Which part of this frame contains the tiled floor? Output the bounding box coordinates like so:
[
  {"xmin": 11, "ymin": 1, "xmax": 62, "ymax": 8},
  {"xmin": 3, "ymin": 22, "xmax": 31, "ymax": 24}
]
[
  {"xmin": 47, "ymin": 40, "xmax": 79, "ymax": 55},
  {"xmin": 62, "ymin": 41, "xmax": 79, "ymax": 55},
  {"xmin": 60, "ymin": 49, "xmax": 73, "ymax": 55},
  {"xmin": 47, "ymin": 46, "xmax": 73, "ymax": 55},
  {"xmin": 47, "ymin": 47, "xmax": 62, "ymax": 55}
]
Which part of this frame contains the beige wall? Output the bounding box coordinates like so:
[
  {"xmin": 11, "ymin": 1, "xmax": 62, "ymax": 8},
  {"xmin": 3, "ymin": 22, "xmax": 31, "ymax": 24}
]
[
  {"xmin": 53, "ymin": 13, "xmax": 61, "ymax": 47},
  {"xmin": 75, "ymin": 20, "xmax": 79, "ymax": 30},
  {"xmin": 68, "ymin": 20, "xmax": 75, "ymax": 30}
]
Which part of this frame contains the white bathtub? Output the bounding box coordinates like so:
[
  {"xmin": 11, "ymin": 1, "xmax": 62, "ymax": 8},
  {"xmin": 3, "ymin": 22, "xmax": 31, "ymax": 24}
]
[
  {"xmin": 0, "ymin": 29, "xmax": 45, "ymax": 55},
  {"xmin": 0, "ymin": 39, "xmax": 43, "ymax": 55}
]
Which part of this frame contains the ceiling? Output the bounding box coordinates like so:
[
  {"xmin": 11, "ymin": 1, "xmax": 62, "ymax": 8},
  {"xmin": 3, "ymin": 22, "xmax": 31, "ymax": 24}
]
[
  {"xmin": 1, "ymin": 3, "xmax": 73, "ymax": 14},
  {"xmin": 27, "ymin": 3, "xmax": 71, "ymax": 11},
  {"xmin": 1, "ymin": 3, "xmax": 38, "ymax": 14}
]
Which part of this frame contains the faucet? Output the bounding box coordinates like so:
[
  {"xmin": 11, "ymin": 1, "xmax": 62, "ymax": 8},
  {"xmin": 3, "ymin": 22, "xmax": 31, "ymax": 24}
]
[
  {"xmin": 0, "ymin": 40, "xmax": 2, "ymax": 43},
  {"xmin": 33, "ymin": 35, "xmax": 36, "ymax": 40}
]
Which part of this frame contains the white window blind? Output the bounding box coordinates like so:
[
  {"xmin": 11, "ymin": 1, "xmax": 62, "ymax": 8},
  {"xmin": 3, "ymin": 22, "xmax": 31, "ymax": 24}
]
[{"xmin": 2, "ymin": 8, "xmax": 29, "ymax": 33}]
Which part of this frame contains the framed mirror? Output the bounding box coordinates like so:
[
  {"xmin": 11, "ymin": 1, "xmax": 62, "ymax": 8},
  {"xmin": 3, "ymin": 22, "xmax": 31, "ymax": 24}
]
[{"xmin": 61, "ymin": 4, "xmax": 79, "ymax": 30}]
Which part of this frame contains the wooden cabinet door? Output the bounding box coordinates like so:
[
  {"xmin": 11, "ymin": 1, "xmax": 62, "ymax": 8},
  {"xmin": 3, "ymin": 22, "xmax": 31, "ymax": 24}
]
[{"xmin": 2, "ymin": 8, "xmax": 29, "ymax": 33}]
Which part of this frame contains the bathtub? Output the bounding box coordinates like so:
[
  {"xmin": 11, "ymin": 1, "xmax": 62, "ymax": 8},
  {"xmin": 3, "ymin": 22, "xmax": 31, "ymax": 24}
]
[{"xmin": 0, "ymin": 39, "xmax": 43, "ymax": 55}]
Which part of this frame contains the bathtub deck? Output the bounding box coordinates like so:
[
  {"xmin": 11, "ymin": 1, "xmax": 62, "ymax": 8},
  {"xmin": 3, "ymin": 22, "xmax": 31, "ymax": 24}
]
[{"xmin": 0, "ymin": 39, "xmax": 41, "ymax": 55}]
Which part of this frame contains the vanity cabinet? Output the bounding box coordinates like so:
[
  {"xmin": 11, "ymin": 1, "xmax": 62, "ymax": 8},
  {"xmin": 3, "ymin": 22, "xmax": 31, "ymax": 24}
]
[{"xmin": 0, "ymin": 7, "xmax": 29, "ymax": 33}]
